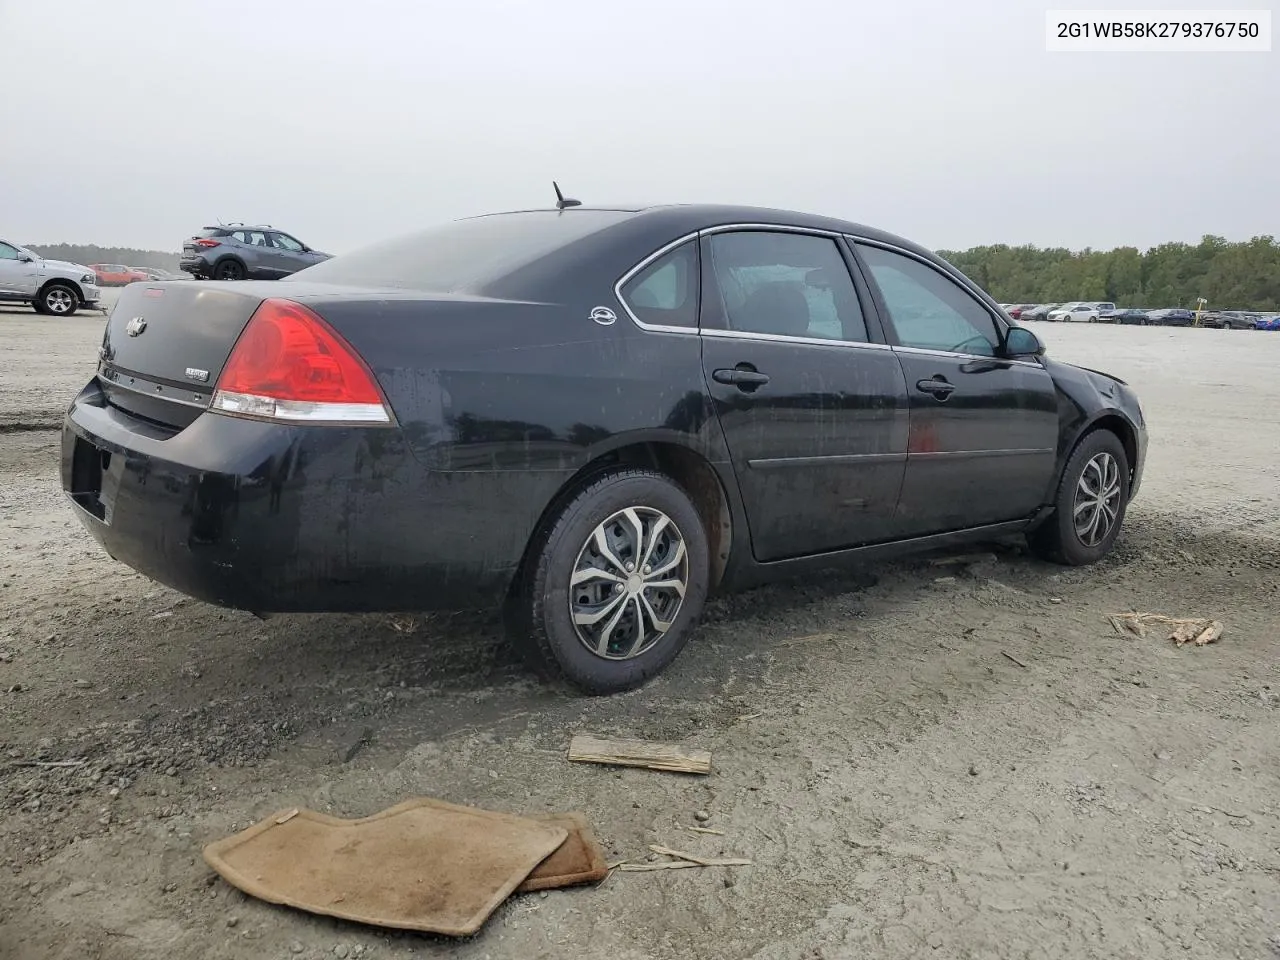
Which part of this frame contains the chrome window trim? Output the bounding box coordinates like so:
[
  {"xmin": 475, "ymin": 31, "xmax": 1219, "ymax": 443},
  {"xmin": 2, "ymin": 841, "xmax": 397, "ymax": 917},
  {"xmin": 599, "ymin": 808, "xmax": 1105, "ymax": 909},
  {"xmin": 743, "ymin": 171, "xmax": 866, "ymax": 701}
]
[
  {"xmin": 615, "ymin": 222, "xmax": 877, "ymax": 343},
  {"xmin": 893, "ymin": 344, "xmax": 1043, "ymax": 368},
  {"xmin": 612, "ymin": 224, "xmax": 1043, "ymax": 367},
  {"xmin": 700, "ymin": 327, "xmax": 894, "ymax": 353},
  {"xmin": 613, "ymin": 231, "xmax": 702, "ymax": 335},
  {"xmin": 845, "ymin": 234, "xmax": 1049, "ymax": 366}
]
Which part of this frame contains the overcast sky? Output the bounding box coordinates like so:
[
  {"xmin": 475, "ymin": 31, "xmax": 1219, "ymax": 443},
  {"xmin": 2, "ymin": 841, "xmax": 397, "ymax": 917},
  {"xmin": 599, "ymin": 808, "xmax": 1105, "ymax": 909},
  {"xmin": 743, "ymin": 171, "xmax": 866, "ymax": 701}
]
[{"xmin": 1, "ymin": 0, "xmax": 1275, "ymax": 255}]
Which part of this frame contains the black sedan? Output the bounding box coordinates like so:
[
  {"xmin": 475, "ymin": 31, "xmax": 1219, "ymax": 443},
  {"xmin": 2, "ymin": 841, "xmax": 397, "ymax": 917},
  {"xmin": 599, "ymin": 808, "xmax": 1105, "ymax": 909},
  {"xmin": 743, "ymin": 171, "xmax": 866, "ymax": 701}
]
[
  {"xmin": 1146, "ymin": 308, "xmax": 1195, "ymax": 327},
  {"xmin": 1100, "ymin": 308, "xmax": 1150, "ymax": 325},
  {"xmin": 61, "ymin": 201, "xmax": 1148, "ymax": 694}
]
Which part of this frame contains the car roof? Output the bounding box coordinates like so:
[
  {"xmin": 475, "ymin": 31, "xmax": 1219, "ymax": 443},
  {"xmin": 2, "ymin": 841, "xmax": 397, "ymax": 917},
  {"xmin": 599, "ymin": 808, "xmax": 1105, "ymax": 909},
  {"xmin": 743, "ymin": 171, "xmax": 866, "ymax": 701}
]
[{"xmin": 462, "ymin": 203, "xmax": 941, "ymax": 260}]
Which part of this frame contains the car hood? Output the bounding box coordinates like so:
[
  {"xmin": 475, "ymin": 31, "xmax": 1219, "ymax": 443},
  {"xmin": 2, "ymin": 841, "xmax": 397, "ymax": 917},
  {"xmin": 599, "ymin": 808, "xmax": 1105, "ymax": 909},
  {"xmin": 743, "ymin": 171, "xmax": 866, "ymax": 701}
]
[{"xmin": 40, "ymin": 258, "xmax": 93, "ymax": 274}]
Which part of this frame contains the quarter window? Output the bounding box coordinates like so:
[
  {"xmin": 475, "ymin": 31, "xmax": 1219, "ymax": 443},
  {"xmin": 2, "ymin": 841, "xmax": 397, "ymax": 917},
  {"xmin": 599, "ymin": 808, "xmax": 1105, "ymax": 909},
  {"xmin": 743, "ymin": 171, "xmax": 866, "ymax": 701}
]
[
  {"xmin": 706, "ymin": 231, "xmax": 869, "ymax": 343},
  {"xmin": 856, "ymin": 244, "xmax": 1000, "ymax": 357},
  {"xmin": 619, "ymin": 240, "xmax": 699, "ymax": 328}
]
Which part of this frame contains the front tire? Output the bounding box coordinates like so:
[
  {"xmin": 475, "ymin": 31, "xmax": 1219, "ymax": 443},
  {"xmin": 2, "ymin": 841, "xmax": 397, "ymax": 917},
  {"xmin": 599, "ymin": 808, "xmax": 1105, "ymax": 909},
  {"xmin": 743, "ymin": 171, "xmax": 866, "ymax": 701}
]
[
  {"xmin": 510, "ymin": 467, "xmax": 710, "ymax": 694},
  {"xmin": 1027, "ymin": 429, "xmax": 1130, "ymax": 566},
  {"xmin": 39, "ymin": 283, "xmax": 79, "ymax": 317}
]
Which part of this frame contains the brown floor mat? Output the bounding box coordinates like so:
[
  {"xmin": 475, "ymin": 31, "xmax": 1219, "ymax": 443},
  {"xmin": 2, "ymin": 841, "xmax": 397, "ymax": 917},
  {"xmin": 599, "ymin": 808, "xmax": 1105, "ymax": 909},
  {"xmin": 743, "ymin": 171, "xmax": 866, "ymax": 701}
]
[
  {"xmin": 202, "ymin": 798, "xmax": 568, "ymax": 936},
  {"xmin": 518, "ymin": 813, "xmax": 609, "ymax": 892}
]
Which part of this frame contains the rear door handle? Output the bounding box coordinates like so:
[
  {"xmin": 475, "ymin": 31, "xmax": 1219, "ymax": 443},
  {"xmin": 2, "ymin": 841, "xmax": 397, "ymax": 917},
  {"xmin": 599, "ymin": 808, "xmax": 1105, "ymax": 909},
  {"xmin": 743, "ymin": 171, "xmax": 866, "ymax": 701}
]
[
  {"xmin": 915, "ymin": 376, "xmax": 956, "ymax": 400},
  {"xmin": 713, "ymin": 366, "xmax": 770, "ymax": 389}
]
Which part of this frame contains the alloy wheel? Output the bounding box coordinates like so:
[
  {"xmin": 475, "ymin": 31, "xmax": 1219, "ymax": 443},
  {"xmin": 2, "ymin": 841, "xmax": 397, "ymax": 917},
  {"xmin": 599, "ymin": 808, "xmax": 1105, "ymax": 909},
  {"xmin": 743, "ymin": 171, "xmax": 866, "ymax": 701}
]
[
  {"xmin": 568, "ymin": 506, "xmax": 688, "ymax": 660},
  {"xmin": 1073, "ymin": 452, "xmax": 1122, "ymax": 547},
  {"xmin": 45, "ymin": 288, "xmax": 75, "ymax": 314}
]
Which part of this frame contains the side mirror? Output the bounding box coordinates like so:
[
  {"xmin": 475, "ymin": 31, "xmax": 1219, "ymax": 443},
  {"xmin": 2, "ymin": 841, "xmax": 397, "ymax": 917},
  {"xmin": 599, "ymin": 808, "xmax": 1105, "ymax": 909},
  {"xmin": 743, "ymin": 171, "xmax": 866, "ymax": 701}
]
[
  {"xmin": 18, "ymin": 254, "xmax": 34, "ymax": 263},
  {"xmin": 1004, "ymin": 326, "xmax": 1045, "ymax": 358}
]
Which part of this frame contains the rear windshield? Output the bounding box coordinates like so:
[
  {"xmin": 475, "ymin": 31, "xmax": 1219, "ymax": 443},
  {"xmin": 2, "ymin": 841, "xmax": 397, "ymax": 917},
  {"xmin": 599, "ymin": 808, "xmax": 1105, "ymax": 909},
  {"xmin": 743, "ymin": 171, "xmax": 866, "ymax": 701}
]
[{"xmin": 286, "ymin": 209, "xmax": 634, "ymax": 293}]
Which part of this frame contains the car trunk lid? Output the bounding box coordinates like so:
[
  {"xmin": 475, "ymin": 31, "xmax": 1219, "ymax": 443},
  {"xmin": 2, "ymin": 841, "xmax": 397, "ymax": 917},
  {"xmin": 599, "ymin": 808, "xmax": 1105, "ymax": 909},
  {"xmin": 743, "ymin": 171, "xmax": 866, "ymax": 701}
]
[{"xmin": 97, "ymin": 281, "xmax": 273, "ymax": 430}]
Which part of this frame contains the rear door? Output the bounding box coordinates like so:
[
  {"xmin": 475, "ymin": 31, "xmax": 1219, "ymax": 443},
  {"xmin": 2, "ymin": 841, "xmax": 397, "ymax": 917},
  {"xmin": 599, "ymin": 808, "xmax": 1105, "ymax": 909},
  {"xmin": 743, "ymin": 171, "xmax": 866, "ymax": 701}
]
[
  {"xmin": 850, "ymin": 239, "xmax": 1059, "ymax": 537},
  {"xmin": 688, "ymin": 227, "xmax": 910, "ymax": 561}
]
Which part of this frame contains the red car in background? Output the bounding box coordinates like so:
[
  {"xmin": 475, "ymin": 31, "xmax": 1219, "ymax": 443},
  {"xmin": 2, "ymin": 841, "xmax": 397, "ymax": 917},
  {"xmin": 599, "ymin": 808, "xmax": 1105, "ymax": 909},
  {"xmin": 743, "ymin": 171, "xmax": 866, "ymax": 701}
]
[{"xmin": 90, "ymin": 264, "xmax": 150, "ymax": 286}]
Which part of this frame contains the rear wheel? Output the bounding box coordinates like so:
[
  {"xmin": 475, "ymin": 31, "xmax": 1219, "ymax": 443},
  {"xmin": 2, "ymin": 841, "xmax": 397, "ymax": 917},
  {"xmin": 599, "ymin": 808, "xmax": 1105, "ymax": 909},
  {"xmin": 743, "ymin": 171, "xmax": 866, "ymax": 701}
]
[
  {"xmin": 214, "ymin": 258, "xmax": 245, "ymax": 281},
  {"xmin": 39, "ymin": 283, "xmax": 79, "ymax": 317},
  {"xmin": 1027, "ymin": 429, "xmax": 1130, "ymax": 566},
  {"xmin": 508, "ymin": 468, "xmax": 710, "ymax": 694}
]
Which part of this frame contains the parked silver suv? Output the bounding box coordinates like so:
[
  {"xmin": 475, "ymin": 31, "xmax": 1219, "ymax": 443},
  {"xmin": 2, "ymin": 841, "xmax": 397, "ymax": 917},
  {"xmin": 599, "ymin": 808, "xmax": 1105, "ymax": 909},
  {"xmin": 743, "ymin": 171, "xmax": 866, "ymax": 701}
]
[{"xmin": 0, "ymin": 240, "xmax": 102, "ymax": 316}]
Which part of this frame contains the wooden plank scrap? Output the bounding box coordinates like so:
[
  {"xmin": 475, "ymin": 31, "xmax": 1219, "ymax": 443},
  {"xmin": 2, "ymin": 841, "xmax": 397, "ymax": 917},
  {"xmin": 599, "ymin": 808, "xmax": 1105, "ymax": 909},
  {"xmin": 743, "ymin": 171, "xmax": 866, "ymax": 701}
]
[{"xmin": 567, "ymin": 735, "xmax": 711, "ymax": 775}]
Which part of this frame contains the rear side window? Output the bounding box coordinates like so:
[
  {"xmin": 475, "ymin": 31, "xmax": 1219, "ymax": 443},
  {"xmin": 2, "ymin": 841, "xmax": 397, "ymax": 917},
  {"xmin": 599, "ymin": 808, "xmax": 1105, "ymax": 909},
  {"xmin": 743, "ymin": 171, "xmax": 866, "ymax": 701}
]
[
  {"xmin": 290, "ymin": 209, "xmax": 634, "ymax": 292},
  {"xmin": 707, "ymin": 231, "xmax": 869, "ymax": 343},
  {"xmin": 618, "ymin": 241, "xmax": 698, "ymax": 328}
]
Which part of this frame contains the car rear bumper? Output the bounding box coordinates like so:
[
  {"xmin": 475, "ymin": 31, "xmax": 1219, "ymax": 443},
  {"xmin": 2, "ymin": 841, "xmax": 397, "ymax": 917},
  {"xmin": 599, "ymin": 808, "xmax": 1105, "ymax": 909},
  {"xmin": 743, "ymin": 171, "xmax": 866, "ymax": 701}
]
[{"xmin": 60, "ymin": 380, "xmax": 522, "ymax": 613}]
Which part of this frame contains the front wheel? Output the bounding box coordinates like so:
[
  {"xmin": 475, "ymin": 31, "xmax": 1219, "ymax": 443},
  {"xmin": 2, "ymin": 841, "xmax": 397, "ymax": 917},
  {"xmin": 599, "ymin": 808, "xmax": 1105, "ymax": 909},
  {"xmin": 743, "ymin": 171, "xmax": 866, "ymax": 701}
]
[
  {"xmin": 39, "ymin": 283, "xmax": 79, "ymax": 316},
  {"xmin": 509, "ymin": 467, "xmax": 710, "ymax": 694},
  {"xmin": 1027, "ymin": 430, "xmax": 1130, "ymax": 566}
]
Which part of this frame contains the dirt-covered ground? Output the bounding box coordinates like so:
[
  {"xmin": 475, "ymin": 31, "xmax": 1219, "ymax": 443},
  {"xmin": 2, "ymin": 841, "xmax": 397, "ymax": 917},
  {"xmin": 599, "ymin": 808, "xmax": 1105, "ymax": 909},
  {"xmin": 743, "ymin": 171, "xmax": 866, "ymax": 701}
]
[{"xmin": 2, "ymin": 300, "xmax": 1278, "ymax": 960}]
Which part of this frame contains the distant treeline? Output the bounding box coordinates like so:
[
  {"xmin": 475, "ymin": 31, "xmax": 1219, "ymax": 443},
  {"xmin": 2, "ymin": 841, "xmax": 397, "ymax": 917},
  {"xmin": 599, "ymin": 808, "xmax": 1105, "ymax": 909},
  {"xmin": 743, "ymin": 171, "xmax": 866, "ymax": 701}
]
[
  {"xmin": 26, "ymin": 244, "xmax": 181, "ymax": 272},
  {"xmin": 938, "ymin": 235, "xmax": 1280, "ymax": 311}
]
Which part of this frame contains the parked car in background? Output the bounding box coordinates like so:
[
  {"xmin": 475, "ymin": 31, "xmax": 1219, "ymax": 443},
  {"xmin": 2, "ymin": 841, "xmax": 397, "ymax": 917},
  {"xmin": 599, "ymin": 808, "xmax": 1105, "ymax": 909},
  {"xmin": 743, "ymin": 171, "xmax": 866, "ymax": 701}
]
[
  {"xmin": 180, "ymin": 224, "xmax": 331, "ymax": 281},
  {"xmin": 1201, "ymin": 311, "xmax": 1261, "ymax": 330},
  {"xmin": 1048, "ymin": 303, "xmax": 1100, "ymax": 323},
  {"xmin": 0, "ymin": 239, "xmax": 101, "ymax": 315},
  {"xmin": 1146, "ymin": 309, "xmax": 1194, "ymax": 327},
  {"xmin": 1101, "ymin": 308, "xmax": 1150, "ymax": 325},
  {"xmin": 61, "ymin": 201, "xmax": 1148, "ymax": 693},
  {"xmin": 1005, "ymin": 303, "xmax": 1038, "ymax": 321},
  {"xmin": 1021, "ymin": 304, "xmax": 1061, "ymax": 321},
  {"xmin": 1254, "ymin": 315, "xmax": 1280, "ymax": 331},
  {"xmin": 91, "ymin": 263, "xmax": 150, "ymax": 286}
]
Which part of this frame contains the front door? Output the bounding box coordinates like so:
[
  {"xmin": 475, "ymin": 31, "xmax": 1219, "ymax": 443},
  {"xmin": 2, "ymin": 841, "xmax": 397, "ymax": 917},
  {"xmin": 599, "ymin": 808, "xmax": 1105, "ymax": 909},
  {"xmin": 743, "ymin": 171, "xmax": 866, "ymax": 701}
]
[
  {"xmin": 851, "ymin": 241, "xmax": 1059, "ymax": 536},
  {"xmin": 0, "ymin": 242, "xmax": 38, "ymax": 296},
  {"xmin": 693, "ymin": 229, "xmax": 911, "ymax": 561},
  {"xmin": 268, "ymin": 232, "xmax": 321, "ymax": 276}
]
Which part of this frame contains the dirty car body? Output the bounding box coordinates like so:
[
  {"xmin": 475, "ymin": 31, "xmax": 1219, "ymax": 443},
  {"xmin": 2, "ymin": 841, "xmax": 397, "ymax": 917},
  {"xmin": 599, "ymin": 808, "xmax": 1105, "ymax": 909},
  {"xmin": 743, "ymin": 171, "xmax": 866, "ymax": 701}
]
[{"xmin": 62, "ymin": 204, "xmax": 1148, "ymax": 693}]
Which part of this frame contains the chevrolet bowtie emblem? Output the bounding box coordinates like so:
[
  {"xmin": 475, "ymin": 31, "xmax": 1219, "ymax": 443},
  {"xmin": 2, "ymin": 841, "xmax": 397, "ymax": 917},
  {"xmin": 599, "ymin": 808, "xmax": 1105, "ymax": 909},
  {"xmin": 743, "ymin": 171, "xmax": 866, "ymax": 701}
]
[{"xmin": 125, "ymin": 316, "xmax": 147, "ymax": 337}]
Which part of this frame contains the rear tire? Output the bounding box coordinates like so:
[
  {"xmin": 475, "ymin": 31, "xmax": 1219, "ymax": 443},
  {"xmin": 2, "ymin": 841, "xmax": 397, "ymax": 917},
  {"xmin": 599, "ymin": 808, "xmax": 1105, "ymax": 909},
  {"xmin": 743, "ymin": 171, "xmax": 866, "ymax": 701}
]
[
  {"xmin": 39, "ymin": 283, "xmax": 79, "ymax": 317},
  {"xmin": 1027, "ymin": 429, "xmax": 1130, "ymax": 566},
  {"xmin": 508, "ymin": 467, "xmax": 710, "ymax": 695},
  {"xmin": 214, "ymin": 258, "xmax": 245, "ymax": 281}
]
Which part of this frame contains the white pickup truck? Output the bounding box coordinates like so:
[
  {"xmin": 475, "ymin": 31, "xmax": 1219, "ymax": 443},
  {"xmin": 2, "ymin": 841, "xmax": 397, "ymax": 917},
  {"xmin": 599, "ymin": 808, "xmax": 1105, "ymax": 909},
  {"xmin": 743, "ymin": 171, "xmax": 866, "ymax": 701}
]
[{"xmin": 0, "ymin": 239, "xmax": 103, "ymax": 316}]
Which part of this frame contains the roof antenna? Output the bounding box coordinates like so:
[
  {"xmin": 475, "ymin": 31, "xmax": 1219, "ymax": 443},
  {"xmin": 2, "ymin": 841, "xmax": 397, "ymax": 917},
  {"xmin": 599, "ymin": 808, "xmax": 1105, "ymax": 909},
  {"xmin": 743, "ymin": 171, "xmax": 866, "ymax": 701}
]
[{"xmin": 553, "ymin": 181, "xmax": 581, "ymax": 210}]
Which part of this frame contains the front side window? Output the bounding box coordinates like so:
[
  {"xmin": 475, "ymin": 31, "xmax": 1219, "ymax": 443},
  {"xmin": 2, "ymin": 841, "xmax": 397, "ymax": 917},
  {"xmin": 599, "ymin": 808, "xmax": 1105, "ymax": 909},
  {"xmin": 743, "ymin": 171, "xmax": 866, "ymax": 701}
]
[
  {"xmin": 856, "ymin": 244, "xmax": 1000, "ymax": 357},
  {"xmin": 272, "ymin": 233, "xmax": 304, "ymax": 252},
  {"xmin": 0, "ymin": 243, "xmax": 21, "ymax": 260},
  {"xmin": 707, "ymin": 231, "xmax": 868, "ymax": 343},
  {"xmin": 618, "ymin": 240, "xmax": 699, "ymax": 328}
]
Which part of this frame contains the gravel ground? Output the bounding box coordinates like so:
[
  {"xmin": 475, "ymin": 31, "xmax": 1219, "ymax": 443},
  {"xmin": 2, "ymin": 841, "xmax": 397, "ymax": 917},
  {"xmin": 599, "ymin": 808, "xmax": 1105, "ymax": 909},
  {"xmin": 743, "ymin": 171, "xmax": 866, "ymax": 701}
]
[{"xmin": 1, "ymin": 304, "xmax": 1278, "ymax": 960}]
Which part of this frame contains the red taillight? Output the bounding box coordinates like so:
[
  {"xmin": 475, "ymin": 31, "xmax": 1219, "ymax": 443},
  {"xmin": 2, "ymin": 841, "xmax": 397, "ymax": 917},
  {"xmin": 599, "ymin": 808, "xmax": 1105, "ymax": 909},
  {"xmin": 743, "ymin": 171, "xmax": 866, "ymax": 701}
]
[
  {"xmin": 210, "ymin": 298, "xmax": 392, "ymax": 424},
  {"xmin": 194, "ymin": 238, "xmax": 221, "ymax": 248}
]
